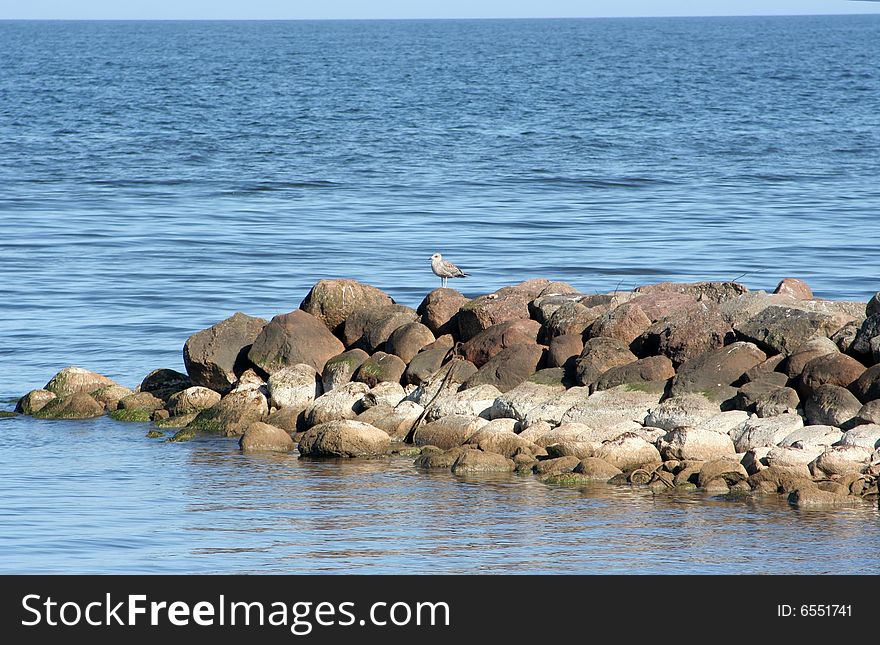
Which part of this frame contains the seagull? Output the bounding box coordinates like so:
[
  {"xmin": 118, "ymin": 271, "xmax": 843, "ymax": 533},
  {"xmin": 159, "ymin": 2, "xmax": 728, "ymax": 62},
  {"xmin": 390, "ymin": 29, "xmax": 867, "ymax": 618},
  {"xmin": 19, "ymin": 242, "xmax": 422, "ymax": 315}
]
[{"xmin": 430, "ymin": 252, "xmax": 469, "ymax": 288}]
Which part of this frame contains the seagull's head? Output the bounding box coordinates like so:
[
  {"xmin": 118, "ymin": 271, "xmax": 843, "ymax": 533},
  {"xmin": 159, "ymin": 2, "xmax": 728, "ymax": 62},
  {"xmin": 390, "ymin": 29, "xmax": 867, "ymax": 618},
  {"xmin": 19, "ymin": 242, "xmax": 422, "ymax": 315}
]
[{"xmin": 430, "ymin": 252, "xmax": 442, "ymax": 261}]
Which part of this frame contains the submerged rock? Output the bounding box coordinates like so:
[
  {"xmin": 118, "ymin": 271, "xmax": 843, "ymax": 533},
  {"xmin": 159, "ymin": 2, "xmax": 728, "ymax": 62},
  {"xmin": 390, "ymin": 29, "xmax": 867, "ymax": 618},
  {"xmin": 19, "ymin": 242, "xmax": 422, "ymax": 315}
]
[
  {"xmin": 239, "ymin": 422, "xmax": 295, "ymax": 453},
  {"xmin": 33, "ymin": 392, "xmax": 104, "ymax": 420}
]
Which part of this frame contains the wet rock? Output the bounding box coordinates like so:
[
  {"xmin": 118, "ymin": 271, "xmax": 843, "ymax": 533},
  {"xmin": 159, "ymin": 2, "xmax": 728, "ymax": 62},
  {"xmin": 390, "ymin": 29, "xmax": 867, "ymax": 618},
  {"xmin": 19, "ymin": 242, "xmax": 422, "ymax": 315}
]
[
  {"xmin": 110, "ymin": 408, "xmax": 153, "ymax": 422},
  {"xmin": 754, "ymin": 387, "xmax": 800, "ymax": 418},
  {"xmin": 182, "ymin": 312, "xmax": 267, "ymax": 393},
  {"xmin": 779, "ymin": 425, "xmax": 843, "ymax": 448},
  {"xmin": 788, "ymin": 488, "xmax": 859, "ymax": 508},
  {"xmin": 659, "ymin": 427, "xmax": 737, "ymax": 461},
  {"xmin": 634, "ymin": 281, "xmax": 748, "ymax": 304},
  {"xmin": 186, "ymin": 388, "xmax": 268, "ymax": 436},
  {"xmin": 119, "ymin": 391, "xmax": 164, "ymax": 413},
  {"xmin": 427, "ymin": 384, "xmax": 502, "ymax": 421},
  {"xmin": 670, "ymin": 342, "xmax": 766, "ymax": 402},
  {"xmin": 594, "ymin": 433, "xmax": 662, "ymax": 472},
  {"xmin": 534, "ymin": 455, "xmax": 581, "ymax": 475},
  {"xmin": 562, "ymin": 385, "xmax": 663, "ymax": 433},
  {"xmin": 300, "ymin": 278, "xmax": 393, "ymax": 335},
  {"xmin": 457, "ymin": 287, "xmax": 533, "ymax": 342},
  {"xmin": 356, "ymin": 400, "xmax": 424, "ymax": 440},
  {"xmin": 544, "ymin": 301, "xmax": 604, "ymax": 339},
  {"xmin": 239, "ymin": 422, "xmax": 294, "ymax": 453},
  {"xmin": 593, "ymin": 355, "xmax": 675, "ymax": 392},
  {"xmin": 850, "ymin": 364, "xmax": 880, "ymax": 403},
  {"xmin": 573, "ymin": 457, "xmax": 623, "ymax": 480},
  {"xmin": 773, "ymin": 278, "xmax": 813, "ymax": 299},
  {"xmin": 462, "ymin": 343, "xmax": 544, "ymax": 393},
  {"xmin": 298, "ymin": 420, "xmax": 390, "ymax": 458},
  {"xmin": 780, "ymin": 337, "xmax": 839, "ymax": 379},
  {"xmin": 33, "ymin": 392, "xmax": 104, "ymax": 420},
  {"xmin": 249, "ymin": 310, "xmax": 345, "ymax": 375},
  {"xmin": 748, "ymin": 466, "xmax": 817, "ymax": 494},
  {"xmin": 804, "ymin": 384, "xmax": 862, "ymax": 427},
  {"xmin": 155, "ymin": 413, "xmax": 198, "ymax": 430},
  {"xmin": 353, "ymin": 351, "xmax": 406, "ymax": 387},
  {"xmin": 412, "ymin": 414, "xmax": 488, "ymax": 449},
  {"xmin": 460, "ymin": 319, "xmax": 542, "ymax": 368},
  {"xmin": 632, "ymin": 302, "xmax": 734, "ymax": 366},
  {"xmin": 402, "ymin": 347, "xmax": 450, "ymax": 386},
  {"xmin": 697, "ymin": 459, "xmax": 748, "ymax": 488},
  {"xmin": 575, "ymin": 337, "xmax": 637, "ymax": 387},
  {"xmin": 546, "ymin": 333, "xmax": 584, "ymax": 371},
  {"xmin": 809, "ymin": 445, "xmax": 873, "ymax": 477},
  {"xmin": 490, "ymin": 380, "xmax": 566, "ymax": 421},
  {"xmin": 644, "ymin": 393, "xmax": 722, "ymax": 431},
  {"xmin": 730, "ymin": 414, "xmax": 804, "ymax": 452},
  {"xmin": 741, "ymin": 447, "xmax": 770, "ymax": 475},
  {"xmin": 90, "ymin": 384, "xmax": 135, "ymax": 412},
  {"xmin": 450, "ymin": 449, "xmax": 515, "ymax": 474},
  {"xmin": 44, "ymin": 366, "xmax": 117, "ymax": 399},
  {"xmin": 15, "ymin": 389, "xmax": 58, "ymax": 415},
  {"xmin": 414, "ymin": 446, "xmax": 467, "ymax": 469},
  {"xmin": 588, "ymin": 302, "xmax": 652, "ymax": 345},
  {"xmin": 735, "ymin": 305, "xmax": 855, "ymax": 355},
  {"xmin": 302, "ymin": 381, "xmax": 370, "ymax": 427},
  {"xmin": 799, "ymin": 353, "xmax": 865, "ymax": 398},
  {"xmin": 267, "ymin": 364, "xmax": 322, "ymax": 409},
  {"xmin": 321, "ymin": 349, "xmax": 370, "ymax": 392},
  {"xmin": 386, "ymin": 322, "xmax": 435, "ymax": 363},
  {"xmin": 416, "ymin": 288, "xmax": 470, "ymax": 337},
  {"xmin": 837, "ymin": 424, "xmax": 880, "ymax": 450}
]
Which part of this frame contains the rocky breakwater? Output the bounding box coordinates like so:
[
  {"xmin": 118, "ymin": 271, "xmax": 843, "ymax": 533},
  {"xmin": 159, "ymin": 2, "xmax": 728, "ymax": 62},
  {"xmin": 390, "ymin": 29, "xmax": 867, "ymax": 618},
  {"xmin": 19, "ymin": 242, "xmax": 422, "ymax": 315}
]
[{"xmin": 15, "ymin": 277, "xmax": 880, "ymax": 509}]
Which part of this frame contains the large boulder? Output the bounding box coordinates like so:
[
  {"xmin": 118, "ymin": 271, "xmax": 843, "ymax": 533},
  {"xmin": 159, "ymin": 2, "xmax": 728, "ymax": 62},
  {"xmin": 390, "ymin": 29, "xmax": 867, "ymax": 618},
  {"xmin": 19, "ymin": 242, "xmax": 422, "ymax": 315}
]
[
  {"xmin": 765, "ymin": 445, "xmax": 824, "ymax": 474},
  {"xmin": 249, "ymin": 310, "xmax": 345, "ymax": 375},
  {"xmin": 91, "ymin": 384, "xmax": 136, "ymax": 412},
  {"xmin": 546, "ymin": 333, "xmax": 584, "ymax": 371},
  {"xmin": 186, "ymin": 389, "xmax": 268, "ymax": 436},
  {"xmin": 451, "ymin": 449, "xmax": 515, "ymax": 474},
  {"xmin": 730, "ymin": 414, "xmax": 804, "ymax": 452},
  {"xmin": 754, "ymin": 387, "xmax": 800, "ymax": 418},
  {"xmin": 302, "ymin": 381, "xmax": 369, "ymax": 427},
  {"xmin": 412, "ymin": 415, "xmax": 488, "ymax": 449},
  {"xmin": 634, "ymin": 281, "xmax": 748, "ymax": 304},
  {"xmin": 669, "ymin": 342, "xmax": 766, "ymax": 402},
  {"xmin": 44, "ymin": 366, "xmax": 116, "ymax": 398},
  {"xmin": 33, "ymin": 392, "xmax": 104, "ymax": 420},
  {"xmin": 460, "ymin": 319, "xmax": 542, "ymax": 368},
  {"xmin": 735, "ymin": 305, "xmax": 856, "ymax": 355},
  {"xmin": 574, "ymin": 337, "xmax": 637, "ymax": 387},
  {"xmin": 627, "ymin": 291, "xmax": 696, "ymax": 322},
  {"xmin": 385, "ymin": 323, "xmax": 435, "ymax": 363},
  {"xmin": 593, "ymin": 355, "xmax": 675, "ymax": 392},
  {"xmin": 748, "ymin": 465, "xmax": 818, "ymax": 495},
  {"xmin": 300, "ymin": 279, "xmax": 393, "ymax": 335},
  {"xmin": 490, "ymin": 380, "xmax": 566, "ymax": 421},
  {"xmin": 544, "ymin": 302, "xmax": 604, "ymax": 339},
  {"xmin": 799, "ymin": 353, "xmax": 865, "ymax": 398},
  {"xmin": 457, "ymin": 287, "xmax": 534, "ymax": 342},
  {"xmin": 16, "ymin": 389, "xmax": 57, "ymax": 415},
  {"xmin": 788, "ymin": 488, "xmax": 860, "ymax": 508},
  {"xmin": 298, "ymin": 420, "xmax": 391, "ymax": 458},
  {"xmin": 780, "ymin": 337, "xmax": 839, "ymax": 378},
  {"xmin": 341, "ymin": 304, "xmax": 418, "ymax": 352},
  {"xmin": 837, "ymin": 424, "xmax": 880, "ymax": 450},
  {"xmin": 533, "ymin": 423, "xmax": 603, "ymax": 447},
  {"xmin": 426, "ymin": 384, "xmax": 502, "ymax": 421},
  {"xmin": 403, "ymin": 347, "xmax": 450, "ymax": 386},
  {"xmin": 416, "ymin": 288, "xmax": 470, "ymax": 337},
  {"xmin": 321, "ymin": 349, "xmax": 369, "ymax": 392},
  {"xmin": 643, "ymin": 393, "xmax": 722, "ymax": 431},
  {"xmin": 462, "ymin": 343, "xmax": 544, "ymax": 393},
  {"xmin": 356, "ymin": 400, "xmax": 424, "ymax": 440},
  {"xmin": 810, "ymin": 445, "xmax": 873, "ymax": 477},
  {"xmin": 353, "ymin": 352, "xmax": 407, "ymax": 387},
  {"xmin": 587, "ymin": 302, "xmax": 652, "ymax": 345},
  {"xmin": 119, "ymin": 391, "xmax": 164, "ymax": 414},
  {"xmin": 803, "ymin": 384, "xmax": 862, "ymax": 427},
  {"xmin": 239, "ymin": 422, "xmax": 294, "ymax": 453},
  {"xmin": 529, "ymin": 293, "xmax": 587, "ymax": 325},
  {"xmin": 465, "ymin": 421, "xmax": 537, "ymax": 458},
  {"xmin": 779, "ymin": 425, "xmax": 844, "ymax": 448},
  {"xmin": 697, "ymin": 459, "xmax": 749, "ymax": 489},
  {"xmin": 593, "ymin": 433, "xmax": 662, "ymax": 472},
  {"xmin": 659, "ymin": 427, "xmax": 737, "ymax": 461},
  {"xmin": 561, "ymin": 385, "xmax": 662, "ymax": 433},
  {"xmin": 182, "ymin": 312, "xmax": 267, "ymax": 393},
  {"xmin": 632, "ymin": 302, "xmax": 734, "ymax": 366},
  {"xmin": 850, "ymin": 364, "xmax": 880, "ymax": 403},
  {"xmin": 267, "ymin": 364, "xmax": 322, "ymax": 409}
]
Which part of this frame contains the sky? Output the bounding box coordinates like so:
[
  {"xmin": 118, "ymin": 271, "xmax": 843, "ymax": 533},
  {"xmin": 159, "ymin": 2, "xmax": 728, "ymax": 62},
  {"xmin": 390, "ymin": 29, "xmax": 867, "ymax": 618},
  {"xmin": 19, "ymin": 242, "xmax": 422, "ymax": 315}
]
[{"xmin": 2, "ymin": 0, "xmax": 880, "ymax": 20}]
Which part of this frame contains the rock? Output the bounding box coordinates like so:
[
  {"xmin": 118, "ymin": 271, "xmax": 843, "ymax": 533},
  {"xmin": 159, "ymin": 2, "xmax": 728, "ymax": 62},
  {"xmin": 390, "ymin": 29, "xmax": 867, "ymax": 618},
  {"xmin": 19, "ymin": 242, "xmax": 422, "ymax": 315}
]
[
  {"xmin": 573, "ymin": 457, "xmax": 623, "ymax": 480},
  {"xmin": 730, "ymin": 414, "xmax": 804, "ymax": 452},
  {"xmin": 427, "ymin": 384, "xmax": 502, "ymax": 421},
  {"xmin": 743, "ymin": 371, "xmax": 789, "ymax": 388},
  {"xmin": 298, "ymin": 420, "xmax": 390, "ymax": 457},
  {"xmin": 403, "ymin": 347, "xmax": 450, "ymax": 386},
  {"xmin": 529, "ymin": 294, "xmax": 586, "ymax": 325},
  {"xmin": 575, "ymin": 337, "xmax": 637, "ymax": 387},
  {"xmin": 544, "ymin": 302, "xmax": 604, "ymax": 339},
  {"xmin": 735, "ymin": 381, "xmax": 792, "ymax": 413},
  {"xmin": 788, "ymin": 488, "xmax": 859, "ymax": 508},
  {"xmin": 803, "ymin": 384, "xmax": 862, "ymax": 427},
  {"xmin": 831, "ymin": 324, "xmax": 860, "ymax": 353},
  {"xmin": 90, "ymin": 384, "xmax": 135, "ymax": 411},
  {"xmin": 773, "ymin": 278, "xmax": 813, "ymax": 299},
  {"xmin": 517, "ymin": 420, "xmax": 553, "ymax": 443},
  {"xmin": 697, "ymin": 459, "xmax": 749, "ymax": 488},
  {"xmin": 741, "ymin": 448, "xmax": 770, "ymax": 475},
  {"xmin": 735, "ymin": 305, "xmax": 854, "ymax": 355},
  {"xmin": 139, "ymin": 368, "xmax": 191, "ymax": 402},
  {"xmin": 414, "ymin": 446, "xmax": 467, "ymax": 469},
  {"xmin": 632, "ymin": 302, "xmax": 734, "ymax": 366},
  {"xmin": 385, "ymin": 322, "xmax": 435, "ymax": 363},
  {"xmin": 850, "ymin": 364, "xmax": 880, "ymax": 403},
  {"xmin": 239, "ymin": 422, "xmax": 294, "ymax": 453},
  {"xmin": 266, "ymin": 405, "xmax": 305, "ymax": 433},
  {"xmin": 357, "ymin": 400, "xmax": 424, "ymax": 440},
  {"xmin": 693, "ymin": 410, "xmax": 751, "ymax": 435},
  {"xmin": 322, "ymin": 349, "xmax": 370, "ymax": 392},
  {"xmin": 44, "ymin": 366, "xmax": 116, "ymax": 398},
  {"xmin": 417, "ymin": 288, "xmax": 470, "ymax": 337},
  {"xmin": 154, "ymin": 413, "xmax": 198, "ymax": 429},
  {"xmin": 594, "ymin": 433, "xmax": 662, "ymax": 472},
  {"xmin": 534, "ymin": 456, "xmax": 581, "ymax": 475},
  {"xmin": 634, "ymin": 281, "xmax": 748, "ymax": 304},
  {"xmin": 856, "ymin": 400, "xmax": 880, "ymax": 425},
  {"xmin": 347, "ymin": 305, "xmax": 420, "ymax": 353},
  {"xmin": 780, "ymin": 337, "xmax": 839, "ymax": 378},
  {"xmin": 546, "ymin": 333, "xmax": 584, "ymax": 371},
  {"xmin": 852, "ymin": 313, "xmax": 880, "ymax": 356},
  {"xmin": 593, "ymin": 356, "xmax": 675, "ymax": 392},
  {"xmin": 457, "ymin": 287, "xmax": 533, "ymax": 342},
  {"xmin": 537, "ymin": 281, "xmax": 582, "ymax": 298},
  {"xmin": 529, "ymin": 367, "xmax": 570, "ymax": 387},
  {"xmin": 544, "ymin": 441, "xmax": 598, "ymax": 459},
  {"xmin": 627, "ymin": 291, "xmax": 696, "ymax": 322},
  {"xmin": 743, "ymin": 354, "xmax": 786, "ymax": 382},
  {"xmin": 249, "ymin": 310, "xmax": 345, "ymax": 375},
  {"xmin": 406, "ymin": 360, "xmax": 478, "ymax": 406},
  {"xmin": 186, "ymin": 389, "xmax": 268, "ymax": 436},
  {"xmin": 754, "ymin": 387, "xmax": 800, "ymax": 418},
  {"xmin": 33, "ymin": 392, "xmax": 104, "ymax": 420},
  {"xmin": 562, "ymin": 385, "xmax": 663, "ymax": 433},
  {"xmin": 451, "ymin": 449, "xmax": 515, "ymax": 474},
  {"xmin": 412, "ymin": 415, "xmax": 488, "ymax": 449},
  {"xmin": 462, "ymin": 343, "xmax": 544, "ymax": 393},
  {"xmin": 267, "ymin": 364, "xmax": 322, "ymax": 409},
  {"xmin": 644, "ymin": 393, "xmax": 722, "ymax": 431},
  {"xmin": 868, "ymin": 292, "xmax": 880, "ymax": 318},
  {"xmin": 490, "ymin": 380, "xmax": 566, "ymax": 421},
  {"xmin": 300, "ymin": 278, "xmax": 393, "ymax": 335},
  {"xmin": 15, "ymin": 389, "xmax": 57, "ymax": 415},
  {"xmin": 302, "ymin": 381, "xmax": 370, "ymax": 427},
  {"xmin": 659, "ymin": 427, "xmax": 737, "ymax": 461},
  {"xmin": 669, "ymin": 342, "xmax": 766, "ymax": 402},
  {"xmin": 765, "ymin": 445, "xmax": 824, "ymax": 474},
  {"xmin": 229, "ymin": 368, "xmax": 267, "ymax": 394},
  {"xmin": 182, "ymin": 312, "xmax": 267, "ymax": 393},
  {"xmin": 424, "ymin": 334, "xmax": 455, "ymax": 353},
  {"xmin": 533, "ymin": 423, "xmax": 601, "ymax": 447},
  {"xmin": 119, "ymin": 391, "xmax": 164, "ymax": 413},
  {"xmin": 353, "ymin": 352, "xmax": 406, "ymax": 387},
  {"xmin": 588, "ymin": 303, "xmax": 652, "ymax": 345},
  {"xmin": 521, "ymin": 386, "xmax": 591, "ymax": 427},
  {"xmin": 748, "ymin": 466, "xmax": 818, "ymax": 494},
  {"xmin": 799, "ymin": 353, "xmax": 865, "ymax": 398},
  {"xmin": 779, "ymin": 425, "xmax": 843, "ymax": 448},
  {"xmin": 465, "ymin": 420, "xmax": 536, "ymax": 458},
  {"xmin": 460, "ymin": 319, "xmax": 542, "ymax": 368},
  {"xmin": 810, "ymin": 445, "xmax": 873, "ymax": 477},
  {"xmin": 837, "ymin": 424, "xmax": 880, "ymax": 450},
  {"xmin": 108, "ymin": 408, "xmax": 152, "ymax": 424},
  {"xmin": 361, "ymin": 382, "xmax": 406, "ymax": 409}
]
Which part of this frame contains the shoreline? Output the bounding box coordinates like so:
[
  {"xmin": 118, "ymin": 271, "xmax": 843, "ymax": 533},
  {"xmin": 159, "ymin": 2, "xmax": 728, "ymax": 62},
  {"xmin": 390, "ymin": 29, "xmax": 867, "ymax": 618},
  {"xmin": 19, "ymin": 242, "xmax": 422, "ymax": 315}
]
[{"xmin": 12, "ymin": 276, "xmax": 880, "ymax": 510}]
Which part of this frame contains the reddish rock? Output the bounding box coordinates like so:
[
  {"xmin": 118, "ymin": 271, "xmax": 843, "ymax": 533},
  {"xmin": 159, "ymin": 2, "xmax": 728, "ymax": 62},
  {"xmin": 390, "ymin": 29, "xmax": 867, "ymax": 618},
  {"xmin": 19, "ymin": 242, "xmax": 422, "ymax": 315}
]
[
  {"xmin": 588, "ymin": 302, "xmax": 652, "ymax": 345},
  {"xmin": 632, "ymin": 302, "xmax": 734, "ymax": 366},
  {"xmin": 463, "ymin": 343, "xmax": 545, "ymax": 393},
  {"xmin": 183, "ymin": 312, "xmax": 268, "ymax": 394},
  {"xmin": 780, "ymin": 337, "xmax": 839, "ymax": 378},
  {"xmin": 593, "ymin": 355, "xmax": 675, "ymax": 391},
  {"xmin": 627, "ymin": 291, "xmax": 696, "ymax": 322},
  {"xmin": 460, "ymin": 319, "xmax": 541, "ymax": 368},
  {"xmin": 416, "ymin": 288, "xmax": 470, "ymax": 338},
  {"xmin": 300, "ymin": 278, "xmax": 393, "ymax": 335},
  {"xmin": 743, "ymin": 354, "xmax": 786, "ymax": 382},
  {"xmin": 248, "ymin": 309, "xmax": 345, "ymax": 375},
  {"xmin": 544, "ymin": 302, "xmax": 605, "ymax": 339},
  {"xmin": 774, "ymin": 278, "xmax": 813, "ymax": 300},
  {"xmin": 546, "ymin": 333, "xmax": 584, "ymax": 370},
  {"xmin": 851, "ymin": 364, "xmax": 880, "ymax": 403},
  {"xmin": 799, "ymin": 353, "xmax": 866, "ymax": 398},
  {"xmin": 457, "ymin": 288, "xmax": 533, "ymax": 342},
  {"xmin": 575, "ymin": 337, "xmax": 637, "ymax": 387},
  {"xmin": 385, "ymin": 322, "xmax": 435, "ymax": 363}
]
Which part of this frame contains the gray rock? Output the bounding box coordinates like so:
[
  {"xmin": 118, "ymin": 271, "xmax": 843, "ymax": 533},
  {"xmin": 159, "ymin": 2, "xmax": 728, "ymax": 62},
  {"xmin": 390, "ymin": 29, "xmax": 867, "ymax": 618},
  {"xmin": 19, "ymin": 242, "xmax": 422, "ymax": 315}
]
[
  {"xmin": 426, "ymin": 384, "xmax": 502, "ymax": 421},
  {"xmin": 730, "ymin": 414, "xmax": 804, "ymax": 452},
  {"xmin": 239, "ymin": 422, "xmax": 294, "ymax": 453},
  {"xmin": 361, "ymin": 382, "xmax": 406, "ymax": 409},
  {"xmin": 267, "ymin": 364, "xmax": 322, "ymax": 409},
  {"xmin": 321, "ymin": 349, "xmax": 369, "ymax": 392},
  {"xmin": 183, "ymin": 312, "xmax": 267, "ymax": 393},
  {"xmin": 632, "ymin": 302, "xmax": 734, "ymax": 365},
  {"xmin": 186, "ymin": 389, "xmax": 269, "ymax": 437},
  {"xmin": 837, "ymin": 424, "xmax": 880, "ymax": 450},
  {"xmin": 544, "ymin": 301, "xmax": 604, "ymax": 338},
  {"xmin": 594, "ymin": 433, "xmax": 662, "ymax": 472},
  {"xmin": 593, "ymin": 356, "xmax": 675, "ymax": 392},
  {"xmin": 44, "ymin": 366, "xmax": 117, "ymax": 399},
  {"xmin": 779, "ymin": 425, "xmax": 844, "ymax": 448},
  {"xmin": 300, "ymin": 278, "xmax": 393, "ymax": 335},
  {"xmin": 298, "ymin": 420, "xmax": 391, "ymax": 457},
  {"xmin": 489, "ymin": 380, "xmax": 566, "ymax": 421},
  {"xmin": 803, "ymin": 384, "xmax": 862, "ymax": 427},
  {"xmin": 16, "ymin": 389, "xmax": 57, "ymax": 415},
  {"xmin": 412, "ymin": 414, "xmax": 488, "ymax": 449},
  {"xmin": 249, "ymin": 310, "xmax": 345, "ymax": 375},
  {"xmin": 810, "ymin": 445, "xmax": 873, "ymax": 477},
  {"xmin": 457, "ymin": 286, "xmax": 535, "ymax": 342},
  {"xmin": 644, "ymin": 393, "xmax": 722, "ymax": 431},
  {"xmin": 403, "ymin": 347, "xmax": 450, "ymax": 386},
  {"xmin": 852, "ymin": 313, "xmax": 880, "ymax": 356},
  {"xmin": 659, "ymin": 427, "xmax": 737, "ymax": 461},
  {"xmin": 754, "ymin": 387, "xmax": 800, "ymax": 418},
  {"xmin": 562, "ymin": 385, "xmax": 662, "ymax": 433},
  {"xmin": 462, "ymin": 343, "xmax": 544, "ymax": 393},
  {"xmin": 302, "ymin": 381, "xmax": 370, "ymax": 427},
  {"xmin": 521, "ymin": 386, "xmax": 591, "ymax": 427},
  {"xmin": 670, "ymin": 342, "xmax": 766, "ymax": 401},
  {"xmin": 573, "ymin": 457, "xmax": 624, "ymax": 480},
  {"xmin": 736, "ymin": 305, "xmax": 856, "ymax": 355},
  {"xmin": 356, "ymin": 400, "xmax": 424, "ymax": 441}
]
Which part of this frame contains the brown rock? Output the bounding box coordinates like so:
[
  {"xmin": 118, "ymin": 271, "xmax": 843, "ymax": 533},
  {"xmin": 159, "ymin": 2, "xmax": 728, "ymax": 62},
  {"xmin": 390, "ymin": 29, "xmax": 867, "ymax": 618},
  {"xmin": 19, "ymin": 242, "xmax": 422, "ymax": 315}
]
[
  {"xmin": 594, "ymin": 433, "xmax": 662, "ymax": 472},
  {"xmin": 385, "ymin": 322, "xmax": 435, "ymax": 363},
  {"xmin": 297, "ymin": 420, "xmax": 390, "ymax": 458},
  {"xmin": 593, "ymin": 355, "xmax": 675, "ymax": 391},
  {"xmin": 423, "ymin": 334, "xmax": 455, "ymax": 353},
  {"xmin": 457, "ymin": 288, "xmax": 532, "ymax": 342},
  {"xmin": 463, "ymin": 343, "xmax": 544, "ymax": 393},
  {"xmin": 417, "ymin": 288, "xmax": 470, "ymax": 337},
  {"xmin": 697, "ymin": 459, "xmax": 748, "ymax": 488},
  {"xmin": 669, "ymin": 341, "xmax": 766, "ymax": 401},
  {"xmin": 546, "ymin": 333, "xmax": 584, "ymax": 370},
  {"xmin": 855, "ymin": 400, "xmax": 880, "ymax": 425},
  {"xmin": 412, "ymin": 415, "xmax": 487, "ymax": 449},
  {"xmin": 573, "ymin": 457, "xmax": 624, "ymax": 480},
  {"xmin": 632, "ymin": 302, "xmax": 734, "ymax": 365},
  {"xmin": 248, "ymin": 309, "xmax": 345, "ymax": 375},
  {"xmin": 627, "ymin": 291, "xmax": 696, "ymax": 322},
  {"xmin": 182, "ymin": 312, "xmax": 267, "ymax": 394},
  {"xmin": 534, "ymin": 455, "xmax": 581, "ymax": 475},
  {"xmin": 804, "ymin": 384, "xmax": 862, "ymax": 427},
  {"xmin": 33, "ymin": 392, "xmax": 104, "ymax": 420},
  {"xmin": 451, "ymin": 449, "xmax": 515, "ymax": 474},
  {"xmin": 799, "ymin": 353, "xmax": 866, "ymax": 398},
  {"xmin": 300, "ymin": 279, "xmax": 393, "ymax": 335},
  {"xmin": 773, "ymin": 278, "xmax": 813, "ymax": 299},
  {"xmin": 743, "ymin": 354, "xmax": 786, "ymax": 382},
  {"xmin": 342, "ymin": 304, "xmax": 419, "ymax": 352},
  {"xmin": 89, "ymin": 384, "xmax": 134, "ymax": 412},
  {"xmin": 460, "ymin": 319, "xmax": 541, "ymax": 368},
  {"xmin": 780, "ymin": 337, "xmax": 839, "ymax": 378},
  {"xmin": 139, "ymin": 368, "xmax": 192, "ymax": 402},
  {"xmin": 544, "ymin": 302, "xmax": 604, "ymax": 339},
  {"xmin": 239, "ymin": 422, "xmax": 294, "ymax": 453},
  {"xmin": 414, "ymin": 446, "xmax": 467, "ymax": 469},
  {"xmin": 735, "ymin": 305, "xmax": 854, "ymax": 355},
  {"xmin": 15, "ymin": 389, "xmax": 57, "ymax": 415},
  {"xmin": 575, "ymin": 337, "xmax": 637, "ymax": 387},
  {"xmin": 353, "ymin": 352, "xmax": 406, "ymax": 387},
  {"xmin": 186, "ymin": 389, "xmax": 268, "ymax": 437},
  {"xmin": 321, "ymin": 349, "xmax": 370, "ymax": 392},
  {"xmin": 588, "ymin": 302, "xmax": 652, "ymax": 345},
  {"xmin": 850, "ymin": 364, "xmax": 880, "ymax": 403},
  {"xmin": 44, "ymin": 366, "xmax": 116, "ymax": 399},
  {"xmin": 403, "ymin": 347, "xmax": 450, "ymax": 386},
  {"xmin": 634, "ymin": 281, "xmax": 748, "ymax": 304},
  {"xmin": 119, "ymin": 391, "xmax": 165, "ymax": 412},
  {"xmin": 737, "ymin": 382, "xmax": 800, "ymax": 416}
]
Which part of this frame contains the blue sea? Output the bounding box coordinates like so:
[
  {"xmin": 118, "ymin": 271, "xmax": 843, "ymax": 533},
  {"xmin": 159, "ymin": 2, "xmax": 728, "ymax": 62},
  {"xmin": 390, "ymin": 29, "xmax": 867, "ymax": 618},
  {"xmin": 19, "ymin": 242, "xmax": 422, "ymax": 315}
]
[{"xmin": 1, "ymin": 16, "xmax": 879, "ymax": 574}]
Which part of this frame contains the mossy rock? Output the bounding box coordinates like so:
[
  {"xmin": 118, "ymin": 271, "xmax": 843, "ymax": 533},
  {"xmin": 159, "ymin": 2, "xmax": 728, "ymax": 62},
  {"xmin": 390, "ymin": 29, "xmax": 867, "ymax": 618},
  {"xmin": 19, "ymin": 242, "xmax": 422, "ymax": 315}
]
[
  {"xmin": 154, "ymin": 413, "xmax": 198, "ymax": 429},
  {"xmin": 184, "ymin": 407, "xmax": 225, "ymax": 434},
  {"xmin": 0, "ymin": 411, "xmax": 18, "ymax": 419},
  {"xmin": 624, "ymin": 380, "xmax": 669, "ymax": 395},
  {"xmin": 33, "ymin": 393, "xmax": 104, "ymax": 420},
  {"xmin": 110, "ymin": 408, "xmax": 152, "ymax": 423},
  {"xmin": 146, "ymin": 430, "xmax": 164, "ymax": 439},
  {"xmin": 528, "ymin": 368, "xmax": 572, "ymax": 388},
  {"xmin": 675, "ymin": 482, "xmax": 699, "ymax": 492},
  {"xmin": 169, "ymin": 428, "xmax": 197, "ymax": 442},
  {"xmin": 391, "ymin": 446, "xmax": 422, "ymax": 457},
  {"xmin": 540, "ymin": 472, "xmax": 595, "ymax": 487}
]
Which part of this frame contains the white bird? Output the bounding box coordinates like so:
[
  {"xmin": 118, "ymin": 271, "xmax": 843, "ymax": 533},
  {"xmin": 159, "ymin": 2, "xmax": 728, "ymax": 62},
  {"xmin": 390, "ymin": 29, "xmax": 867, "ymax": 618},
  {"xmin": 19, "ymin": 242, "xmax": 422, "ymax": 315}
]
[{"xmin": 430, "ymin": 252, "xmax": 469, "ymax": 288}]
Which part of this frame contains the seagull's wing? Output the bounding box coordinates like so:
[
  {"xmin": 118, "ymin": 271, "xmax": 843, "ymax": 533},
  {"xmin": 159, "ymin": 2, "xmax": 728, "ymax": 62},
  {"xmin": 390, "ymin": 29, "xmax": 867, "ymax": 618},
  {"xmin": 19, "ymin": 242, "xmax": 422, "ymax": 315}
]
[{"xmin": 441, "ymin": 259, "xmax": 468, "ymax": 277}]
